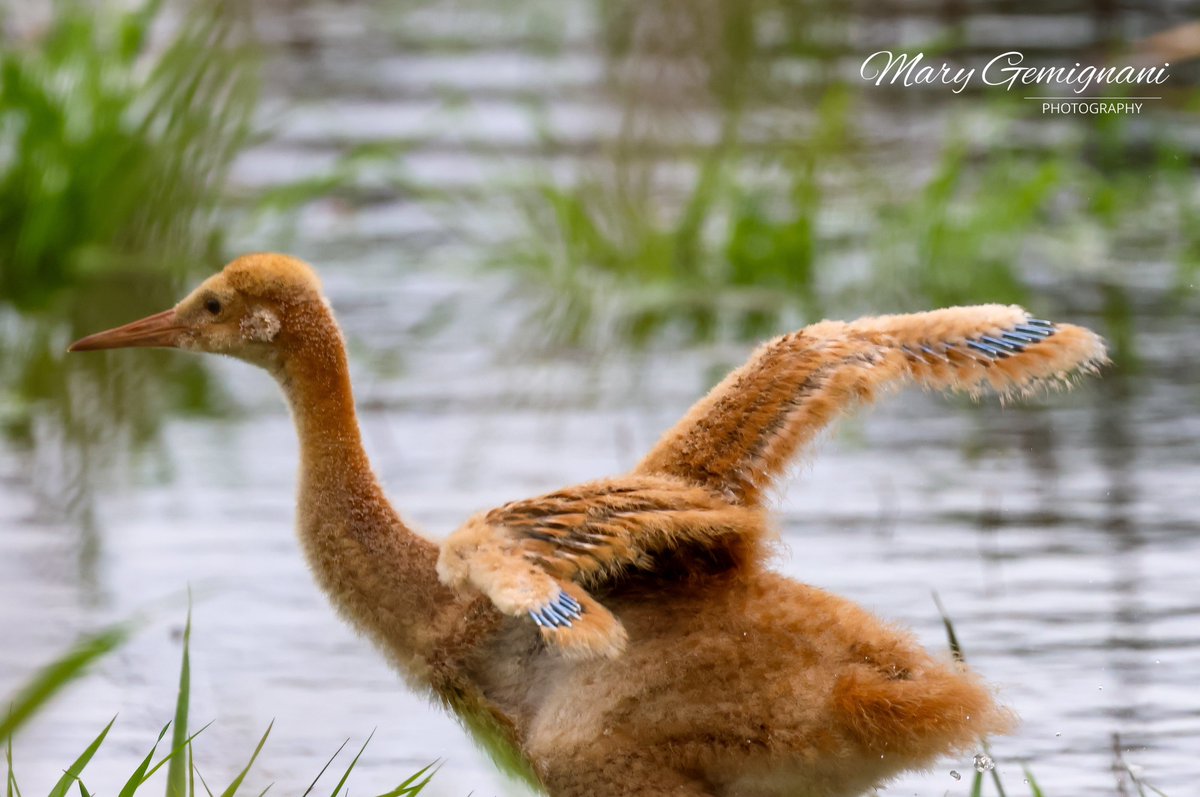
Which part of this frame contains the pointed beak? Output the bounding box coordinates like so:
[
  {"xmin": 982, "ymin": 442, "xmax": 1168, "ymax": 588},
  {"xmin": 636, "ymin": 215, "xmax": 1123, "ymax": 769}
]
[{"xmin": 68, "ymin": 309, "xmax": 183, "ymax": 352}]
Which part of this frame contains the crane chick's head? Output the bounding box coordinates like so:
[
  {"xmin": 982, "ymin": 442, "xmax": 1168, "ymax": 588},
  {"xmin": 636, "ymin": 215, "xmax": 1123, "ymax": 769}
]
[{"xmin": 69, "ymin": 253, "xmax": 326, "ymax": 367}]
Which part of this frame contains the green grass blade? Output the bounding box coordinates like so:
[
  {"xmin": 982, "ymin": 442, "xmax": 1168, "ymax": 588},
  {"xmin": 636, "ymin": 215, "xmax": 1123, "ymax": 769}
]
[
  {"xmin": 216, "ymin": 721, "xmax": 272, "ymax": 797},
  {"xmin": 375, "ymin": 777, "xmax": 431, "ymax": 797},
  {"xmin": 47, "ymin": 717, "xmax": 115, "ymax": 797},
  {"xmin": 141, "ymin": 721, "xmax": 214, "ymax": 784},
  {"xmin": 0, "ymin": 626, "xmax": 131, "ymax": 740},
  {"xmin": 991, "ymin": 766, "xmax": 1009, "ymax": 797},
  {"xmin": 253, "ymin": 786, "xmax": 272, "ymax": 797},
  {"xmin": 166, "ymin": 604, "xmax": 193, "ymax": 797},
  {"xmin": 329, "ymin": 730, "xmax": 374, "ymax": 797},
  {"xmin": 374, "ymin": 761, "xmax": 438, "ymax": 796},
  {"xmin": 6, "ymin": 735, "xmax": 22, "ymax": 797},
  {"xmin": 1022, "ymin": 766, "xmax": 1045, "ymax": 797},
  {"xmin": 931, "ymin": 591, "xmax": 965, "ymax": 663},
  {"xmin": 301, "ymin": 738, "xmax": 349, "ymax": 797},
  {"xmin": 193, "ymin": 756, "xmax": 215, "ymax": 797},
  {"xmin": 395, "ymin": 762, "xmax": 434, "ymax": 788},
  {"xmin": 117, "ymin": 0, "xmax": 166, "ymax": 62},
  {"xmin": 77, "ymin": 780, "xmax": 93, "ymax": 797},
  {"xmin": 969, "ymin": 769, "xmax": 983, "ymax": 797},
  {"xmin": 119, "ymin": 722, "xmax": 172, "ymax": 797}
]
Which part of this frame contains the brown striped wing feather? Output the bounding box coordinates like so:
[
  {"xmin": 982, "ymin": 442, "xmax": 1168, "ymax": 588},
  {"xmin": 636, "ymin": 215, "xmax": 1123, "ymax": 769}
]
[{"xmin": 437, "ymin": 475, "xmax": 767, "ymax": 659}]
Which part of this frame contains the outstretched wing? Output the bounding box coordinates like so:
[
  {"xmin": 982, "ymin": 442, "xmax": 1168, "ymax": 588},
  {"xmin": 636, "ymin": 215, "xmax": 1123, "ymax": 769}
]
[
  {"xmin": 437, "ymin": 476, "xmax": 767, "ymax": 659},
  {"xmin": 635, "ymin": 305, "xmax": 1107, "ymax": 506},
  {"xmin": 440, "ymin": 305, "xmax": 1105, "ymax": 658}
]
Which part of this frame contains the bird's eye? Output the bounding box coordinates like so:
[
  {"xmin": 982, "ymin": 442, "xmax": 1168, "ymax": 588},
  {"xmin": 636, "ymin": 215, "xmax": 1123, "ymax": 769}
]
[{"xmin": 204, "ymin": 297, "xmax": 222, "ymax": 315}]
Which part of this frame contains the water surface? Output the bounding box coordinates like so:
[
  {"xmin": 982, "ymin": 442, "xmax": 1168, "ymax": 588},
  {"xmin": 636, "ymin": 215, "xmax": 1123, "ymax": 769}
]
[{"xmin": 2, "ymin": 1, "xmax": 1199, "ymax": 795}]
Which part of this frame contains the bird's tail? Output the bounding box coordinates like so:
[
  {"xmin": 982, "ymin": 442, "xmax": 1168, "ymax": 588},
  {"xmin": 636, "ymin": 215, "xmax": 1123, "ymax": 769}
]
[{"xmin": 832, "ymin": 656, "xmax": 1016, "ymax": 762}]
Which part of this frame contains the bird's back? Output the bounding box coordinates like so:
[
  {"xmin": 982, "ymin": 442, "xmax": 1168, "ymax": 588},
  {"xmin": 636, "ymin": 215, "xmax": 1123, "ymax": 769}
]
[
  {"xmin": 509, "ymin": 564, "xmax": 1009, "ymax": 796},
  {"xmin": 438, "ymin": 474, "xmax": 774, "ymax": 658}
]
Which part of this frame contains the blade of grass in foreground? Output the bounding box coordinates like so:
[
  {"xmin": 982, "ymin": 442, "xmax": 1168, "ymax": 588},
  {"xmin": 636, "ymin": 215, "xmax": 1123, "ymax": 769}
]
[
  {"xmin": 330, "ymin": 730, "xmax": 374, "ymax": 797},
  {"xmin": 140, "ymin": 721, "xmax": 215, "ymax": 785},
  {"xmin": 166, "ymin": 604, "xmax": 193, "ymax": 797},
  {"xmin": 118, "ymin": 722, "xmax": 171, "ymax": 797},
  {"xmin": 991, "ymin": 767, "xmax": 1008, "ymax": 797},
  {"xmin": 301, "ymin": 738, "xmax": 349, "ymax": 797},
  {"xmin": 931, "ymin": 591, "xmax": 965, "ymax": 664},
  {"xmin": 195, "ymin": 768, "xmax": 216, "ymax": 797},
  {"xmin": 934, "ymin": 595, "xmax": 1015, "ymax": 796},
  {"xmin": 1022, "ymin": 766, "xmax": 1045, "ymax": 797},
  {"xmin": 375, "ymin": 761, "xmax": 438, "ymax": 797},
  {"xmin": 191, "ymin": 745, "xmax": 215, "ymax": 797},
  {"xmin": 216, "ymin": 721, "xmax": 272, "ymax": 797},
  {"xmin": 46, "ymin": 717, "xmax": 115, "ymax": 797},
  {"xmin": 6, "ymin": 735, "xmax": 23, "ymax": 797},
  {"xmin": 0, "ymin": 625, "xmax": 132, "ymax": 740}
]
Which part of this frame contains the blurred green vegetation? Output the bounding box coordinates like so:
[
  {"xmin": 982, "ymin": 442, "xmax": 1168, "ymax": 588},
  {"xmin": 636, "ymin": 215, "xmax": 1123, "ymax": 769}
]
[
  {"xmin": 0, "ymin": 0, "xmax": 1195, "ymax": 469},
  {"xmin": 0, "ymin": 0, "xmax": 260, "ymax": 522},
  {"xmin": 503, "ymin": 0, "xmax": 851, "ymax": 344},
  {"xmin": 499, "ymin": 0, "xmax": 1200, "ymax": 357},
  {"xmin": 506, "ymin": 89, "xmax": 845, "ymax": 344},
  {"xmin": 0, "ymin": 0, "xmax": 256, "ymax": 309},
  {"xmin": 3, "ymin": 0, "xmax": 1195, "ymax": 461},
  {"xmin": 513, "ymin": 96, "xmax": 1200, "ymax": 351},
  {"xmin": 1, "ymin": 608, "xmax": 435, "ymax": 796}
]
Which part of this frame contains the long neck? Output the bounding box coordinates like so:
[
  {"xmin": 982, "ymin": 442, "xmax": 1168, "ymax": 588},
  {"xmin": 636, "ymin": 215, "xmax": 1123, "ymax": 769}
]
[{"xmin": 272, "ymin": 302, "xmax": 459, "ymax": 681}]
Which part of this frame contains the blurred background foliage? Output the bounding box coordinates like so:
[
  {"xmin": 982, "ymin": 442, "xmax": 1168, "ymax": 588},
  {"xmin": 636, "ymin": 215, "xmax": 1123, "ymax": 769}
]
[
  {"xmin": 0, "ymin": 0, "xmax": 1197, "ymax": 496},
  {"xmin": 500, "ymin": 0, "xmax": 1199, "ymax": 350},
  {"xmin": 0, "ymin": 0, "xmax": 255, "ymax": 309},
  {"xmin": 0, "ymin": 0, "xmax": 259, "ymax": 527}
]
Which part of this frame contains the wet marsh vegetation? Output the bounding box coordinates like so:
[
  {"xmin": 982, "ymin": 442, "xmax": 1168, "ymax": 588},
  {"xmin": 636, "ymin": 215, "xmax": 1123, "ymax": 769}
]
[
  {"xmin": 2, "ymin": 0, "xmax": 1199, "ymax": 794},
  {"xmin": 2, "ymin": 608, "xmax": 435, "ymax": 796},
  {"xmin": 0, "ymin": 0, "xmax": 256, "ymax": 534}
]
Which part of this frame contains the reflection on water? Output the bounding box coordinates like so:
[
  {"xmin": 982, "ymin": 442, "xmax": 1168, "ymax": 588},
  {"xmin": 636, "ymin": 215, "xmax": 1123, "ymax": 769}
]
[
  {"xmin": 0, "ymin": 0, "xmax": 253, "ymax": 571},
  {"xmin": 0, "ymin": 271, "xmax": 221, "ymax": 592},
  {"xmin": 2, "ymin": 0, "xmax": 1199, "ymax": 795}
]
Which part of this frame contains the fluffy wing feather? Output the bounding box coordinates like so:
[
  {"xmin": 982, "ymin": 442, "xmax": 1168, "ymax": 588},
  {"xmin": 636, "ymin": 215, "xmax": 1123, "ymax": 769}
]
[
  {"xmin": 437, "ymin": 476, "xmax": 767, "ymax": 659},
  {"xmin": 635, "ymin": 304, "xmax": 1107, "ymax": 506}
]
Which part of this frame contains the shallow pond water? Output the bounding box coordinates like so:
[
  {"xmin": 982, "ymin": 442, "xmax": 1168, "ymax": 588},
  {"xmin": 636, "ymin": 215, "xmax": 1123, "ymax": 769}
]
[{"xmin": 2, "ymin": 1, "xmax": 1199, "ymax": 795}]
